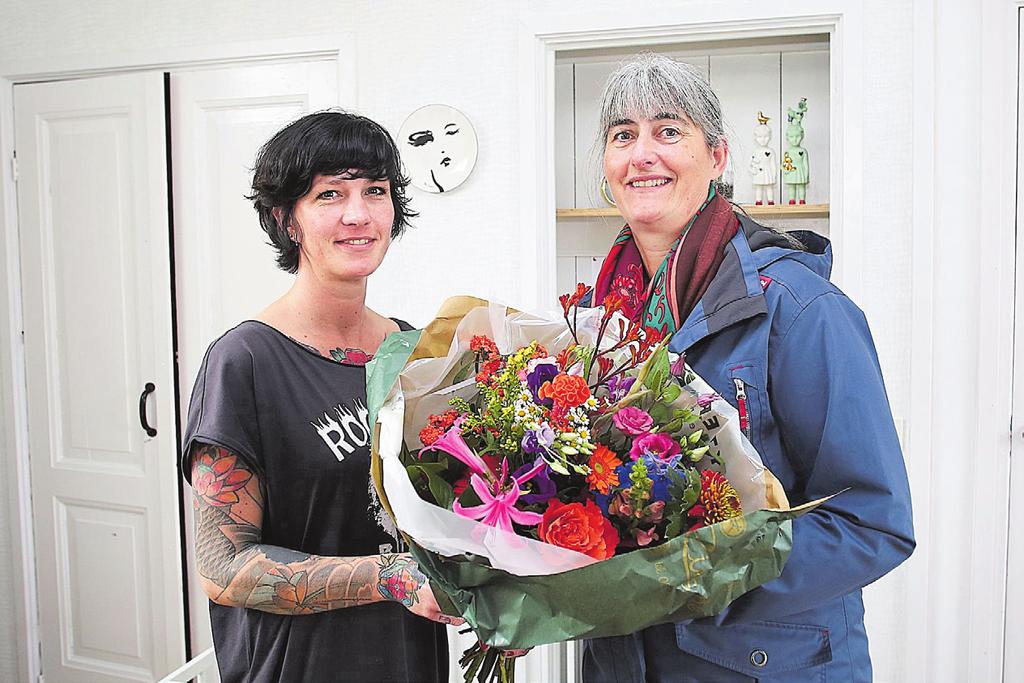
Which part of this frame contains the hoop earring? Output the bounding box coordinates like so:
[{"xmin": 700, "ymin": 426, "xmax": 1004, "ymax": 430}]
[{"xmin": 599, "ymin": 177, "xmax": 617, "ymax": 207}]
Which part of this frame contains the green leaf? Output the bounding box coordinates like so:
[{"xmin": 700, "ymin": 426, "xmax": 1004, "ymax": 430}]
[
  {"xmin": 675, "ymin": 407, "xmax": 698, "ymax": 423},
  {"xmin": 547, "ymin": 458, "xmax": 570, "ymax": 476},
  {"xmin": 665, "ymin": 510, "xmax": 685, "ymax": 539},
  {"xmin": 648, "ymin": 402, "xmax": 671, "ymax": 424},
  {"xmin": 642, "ymin": 344, "xmax": 670, "ymax": 394},
  {"xmin": 662, "ymin": 383, "xmax": 682, "ymax": 404},
  {"xmin": 682, "ymin": 467, "xmax": 701, "ymax": 506},
  {"xmin": 409, "ymin": 464, "xmax": 455, "ymax": 509},
  {"xmin": 660, "ymin": 418, "xmax": 683, "ymax": 433}
]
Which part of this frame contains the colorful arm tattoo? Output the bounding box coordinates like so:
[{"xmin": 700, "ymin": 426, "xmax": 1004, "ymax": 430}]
[{"xmin": 190, "ymin": 443, "xmax": 425, "ymax": 615}]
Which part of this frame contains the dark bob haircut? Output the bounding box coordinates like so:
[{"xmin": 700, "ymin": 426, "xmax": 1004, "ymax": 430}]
[{"xmin": 248, "ymin": 110, "xmax": 417, "ymax": 273}]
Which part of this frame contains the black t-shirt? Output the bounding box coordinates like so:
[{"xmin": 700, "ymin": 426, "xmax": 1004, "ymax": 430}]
[{"xmin": 181, "ymin": 320, "xmax": 447, "ymax": 683}]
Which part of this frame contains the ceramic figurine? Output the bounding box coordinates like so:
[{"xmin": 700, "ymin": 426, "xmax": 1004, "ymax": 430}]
[
  {"xmin": 782, "ymin": 98, "xmax": 809, "ymax": 205},
  {"xmin": 749, "ymin": 111, "xmax": 777, "ymax": 205}
]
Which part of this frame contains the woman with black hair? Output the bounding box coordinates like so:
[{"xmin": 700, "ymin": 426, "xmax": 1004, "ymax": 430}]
[{"xmin": 180, "ymin": 111, "xmax": 458, "ymax": 683}]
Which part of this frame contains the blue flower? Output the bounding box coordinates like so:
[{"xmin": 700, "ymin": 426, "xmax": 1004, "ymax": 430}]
[{"xmin": 641, "ymin": 454, "xmax": 684, "ymax": 503}]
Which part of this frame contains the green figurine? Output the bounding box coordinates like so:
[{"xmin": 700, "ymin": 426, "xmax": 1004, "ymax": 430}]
[{"xmin": 782, "ymin": 97, "xmax": 809, "ymax": 205}]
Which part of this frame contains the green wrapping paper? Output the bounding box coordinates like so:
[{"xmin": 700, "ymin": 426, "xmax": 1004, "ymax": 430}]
[
  {"xmin": 408, "ymin": 509, "xmax": 803, "ymax": 649},
  {"xmin": 366, "ymin": 297, "xmax": 820, "ymax": 649}
]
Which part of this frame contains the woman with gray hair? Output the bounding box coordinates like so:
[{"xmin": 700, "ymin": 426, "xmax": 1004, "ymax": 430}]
[{"xmin": 583, "ymin": 53, "xmax": 914, "ymax": 682}]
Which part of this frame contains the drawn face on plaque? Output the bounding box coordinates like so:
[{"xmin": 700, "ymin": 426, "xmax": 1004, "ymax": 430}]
[{"xmin": 399, "ymin": 104, "xmax": 478, "ymax": 193}]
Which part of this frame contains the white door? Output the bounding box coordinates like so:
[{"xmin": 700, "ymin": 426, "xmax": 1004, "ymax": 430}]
[
  {"xmin": 14, "ymin": 73, "xmax": 185, "ymax": 681},
  {"xmin": 1005, "ymin": 9, "xmax": 1024, "ymax": 678},
  {"xmin": 169, "ymin": 59, "xmax": 338, "ymax": 655}
]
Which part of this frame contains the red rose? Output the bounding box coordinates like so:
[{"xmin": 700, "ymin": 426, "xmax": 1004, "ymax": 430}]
[
  {"xmin": 538, "ymin": 499, "xmax": 619, "ymax": 560},
  {"xmin": 538, "ymin": 373, "xmax": 591, "ymax": 408}
]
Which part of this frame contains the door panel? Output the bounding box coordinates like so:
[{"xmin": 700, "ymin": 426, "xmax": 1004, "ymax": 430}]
[
  {"xmin": 15, "ymin": 72, "xmax": 184, "ymax": 682},
  {"xmin": 169, "ymin": 59, "xmax": 338, "ymax": 657}
]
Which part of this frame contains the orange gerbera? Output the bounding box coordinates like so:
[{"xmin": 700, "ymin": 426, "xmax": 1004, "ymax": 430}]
[{"xmin": 586, "ymin": 445, "xmax": 622, "ymax": 494}]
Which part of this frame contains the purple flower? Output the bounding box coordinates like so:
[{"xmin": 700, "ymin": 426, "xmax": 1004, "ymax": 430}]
[
  {"xmin": 629, "ymin": 432, "xmax": 681, "ymax": 461},
  {"xmin": 613, "ymin": 406, "xmax": 654, "ymax": 436},
  {"xmin": 526, "ymin": 360, "xmax": 559, "ymax": 406},
  {"xmin": 670, "ymin": 353, "xmax": 687, "ymax": 377},
  {"xmin": 521, "ymin": 423, "xmax": 555, "ymax": 454},
  {"xmin": 606, "ymin": 375, "xmax": 636, "ymax": 402},
  {"xmin": 513, "ymin": 457, "xmax": 557, "ymax": 505}
]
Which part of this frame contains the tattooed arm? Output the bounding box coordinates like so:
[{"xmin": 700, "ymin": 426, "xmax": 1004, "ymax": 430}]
[{"xmin": 189, "ymin": 442, "xmax": 459, "ymax": 622}]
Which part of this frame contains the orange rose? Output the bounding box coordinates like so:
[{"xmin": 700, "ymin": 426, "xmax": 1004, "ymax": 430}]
[
  {"xmin": 538, "ymin": 373, "xmax": 591, "ymax": 408},
  {"xmin": 538, "ymin": 499, "xmax": 619, "ymax": 560}
]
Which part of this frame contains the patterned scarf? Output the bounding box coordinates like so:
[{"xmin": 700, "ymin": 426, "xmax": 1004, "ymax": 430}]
[{"xmin": 593, "ymin": 185, "xmax": 739, "ymax": 336}]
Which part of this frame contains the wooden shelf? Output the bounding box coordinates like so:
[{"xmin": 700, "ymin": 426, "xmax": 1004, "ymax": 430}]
[{"xmin": 556, "ymin": 203, "xmax": 830, "ymax": 220}]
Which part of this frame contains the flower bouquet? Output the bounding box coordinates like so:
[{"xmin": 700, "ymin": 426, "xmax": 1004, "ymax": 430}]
[{"xmin": 366, "ymin": 287, "xmax": 816, "ymax": 682}]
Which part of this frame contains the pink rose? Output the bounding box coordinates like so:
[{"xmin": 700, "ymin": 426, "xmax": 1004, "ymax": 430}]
[
  {"xmin": 613, "ymin": 406, "xmax": 654, "ymax": 436},
  {"xmin": 629, "ymin": 432, "xmax": 681, "ymax": 461}
]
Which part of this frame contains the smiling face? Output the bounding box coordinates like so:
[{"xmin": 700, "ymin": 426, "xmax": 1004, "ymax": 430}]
[
  {"xmin": 603, "ymin": 112, "xmax": 728, "ymax": 239},
  {"xmin": 288, "ymin": 172, "xmax": 394, "ymax": 282}
]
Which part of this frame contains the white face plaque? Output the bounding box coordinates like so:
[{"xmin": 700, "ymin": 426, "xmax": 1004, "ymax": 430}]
[{"xmin": 398, "ymin": 104, "xmax": 478, "ymax": 193}]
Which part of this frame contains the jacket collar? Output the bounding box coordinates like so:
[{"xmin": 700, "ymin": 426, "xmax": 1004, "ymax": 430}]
[
  {"xmin": 668, "ymin": 215, "xmax": 767, "ymax": 354},
  {"xmin": 585, "ymin": 213, "xmax": 831, "ymax": 354}
]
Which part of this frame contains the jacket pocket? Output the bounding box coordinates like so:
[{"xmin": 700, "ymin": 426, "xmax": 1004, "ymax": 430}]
[
  {"xmin": 675, "ymin": 619, "xmax": 832, "ymax": 680},
  {"xmin": 726, "ymin": 361, "xmax": 763, "ymax": 446}
]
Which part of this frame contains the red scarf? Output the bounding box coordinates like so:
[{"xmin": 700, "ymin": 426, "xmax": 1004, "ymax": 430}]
[{"xmin": 593, "ymin": 192, "xmax": 739, "ymax": 334}]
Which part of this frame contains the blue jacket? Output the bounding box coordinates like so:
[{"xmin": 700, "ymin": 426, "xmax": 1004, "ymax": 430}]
[{"xmin": 583, "ymin": 216, "xmax": 915, "ymax": 683}]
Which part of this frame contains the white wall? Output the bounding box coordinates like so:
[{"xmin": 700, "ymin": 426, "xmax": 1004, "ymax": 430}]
[{"xmin": 0, "ymin": 1, "xmax": 1008, "ymax": 682}]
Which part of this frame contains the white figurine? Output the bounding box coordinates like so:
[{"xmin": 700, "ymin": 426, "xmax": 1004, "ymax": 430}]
[{"xmin": 749, "ymin": 112, "xmax": 777, "ymax": 206}]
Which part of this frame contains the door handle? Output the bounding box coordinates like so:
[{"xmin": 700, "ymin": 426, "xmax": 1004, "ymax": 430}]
[{"xmin": 139, "ymin": 382, "xmax": 157, "ymax": 437}]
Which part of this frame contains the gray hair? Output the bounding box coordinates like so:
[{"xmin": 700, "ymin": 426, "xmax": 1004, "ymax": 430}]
[{"xmin": 595, "ymin": 53, "xmax": 727, "ymax": 154}]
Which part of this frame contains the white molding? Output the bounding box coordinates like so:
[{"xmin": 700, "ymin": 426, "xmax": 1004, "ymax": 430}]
[
  {"xmin": 0, "ymin": 35, "xmax": 348, "ymax": 83},
  {"xmin": 517, "ymin": 1, "xmax": 863, "ymax": 311},
  {"xmin": 0, "ymin": 75, "xmax": 40, "ymax": 683},
  {"xmin": 0, "ymin": 35, "xmax": 353, "ymax": 683},
  {"xmin": 999, "ymin": 6, "xmax": 1024, "ymax": 681},
  {"xmin": 971, "ymin": 3, "xmax": 1020, "ymax": 678},
  {"xmin": 904, "ymin": 1, "xmax": 937, "ymax": 680}
]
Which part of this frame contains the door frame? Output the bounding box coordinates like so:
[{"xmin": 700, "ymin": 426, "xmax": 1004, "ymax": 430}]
[
  {"xmin": 1002, "ymin": 3, "xmax": 1024, "ymax": 679},
  {"xmin": 0, "ymin": 36, "xmax": 354, "ymax": 682}
]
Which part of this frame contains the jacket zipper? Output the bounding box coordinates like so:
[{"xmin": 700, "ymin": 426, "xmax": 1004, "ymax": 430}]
[{"xmin": 733, "ymin": 377, "xmax": 750, "ymax": 438}]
